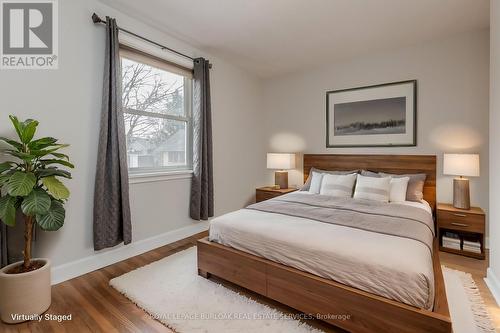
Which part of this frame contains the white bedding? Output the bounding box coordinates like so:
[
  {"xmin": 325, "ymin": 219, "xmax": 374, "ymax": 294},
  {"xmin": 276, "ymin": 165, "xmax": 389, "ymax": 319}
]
[{"xmin": 209, "ymin": 192, "xmax": 435, "ymax": 310}]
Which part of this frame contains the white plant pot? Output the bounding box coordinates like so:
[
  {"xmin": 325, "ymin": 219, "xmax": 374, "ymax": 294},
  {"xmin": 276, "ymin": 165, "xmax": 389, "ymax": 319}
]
[{"xmin": 0, "ymin": 258, "xmax": 51, "ymax": 323}]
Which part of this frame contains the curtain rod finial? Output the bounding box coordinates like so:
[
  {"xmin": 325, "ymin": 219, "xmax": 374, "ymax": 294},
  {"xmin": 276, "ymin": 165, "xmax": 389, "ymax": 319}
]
[{"xmin": 92, "ymin": 13, "xmax": 103, "ymax": 24}]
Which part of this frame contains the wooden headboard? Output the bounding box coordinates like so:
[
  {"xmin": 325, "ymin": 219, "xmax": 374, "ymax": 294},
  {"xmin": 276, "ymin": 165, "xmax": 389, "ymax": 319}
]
[{"xmin": 303, "ymin": 154, "xmax": 437, "ymax": 211}]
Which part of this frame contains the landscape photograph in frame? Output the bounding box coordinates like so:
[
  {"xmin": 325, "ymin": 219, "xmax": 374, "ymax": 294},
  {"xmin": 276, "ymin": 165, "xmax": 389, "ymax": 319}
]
[{"xmin": 326, "ymin": 80, "xmax": 416, "ymax": 147}]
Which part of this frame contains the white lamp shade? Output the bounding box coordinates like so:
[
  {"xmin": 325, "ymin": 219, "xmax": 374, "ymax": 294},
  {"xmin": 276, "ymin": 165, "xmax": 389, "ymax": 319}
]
[
  {"xmin": 267, "ymin": 153, "xmax": 296, "ymax": 170},
  {"xmin": 443, "ymin": 154, "xmax": 480, "ymax": 177}
]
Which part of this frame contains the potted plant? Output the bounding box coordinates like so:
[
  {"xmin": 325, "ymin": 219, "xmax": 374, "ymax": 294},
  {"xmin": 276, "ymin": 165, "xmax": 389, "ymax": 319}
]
[{"xmin": 0, "ymin": 116, "xmax": 73, "ymax": 323}]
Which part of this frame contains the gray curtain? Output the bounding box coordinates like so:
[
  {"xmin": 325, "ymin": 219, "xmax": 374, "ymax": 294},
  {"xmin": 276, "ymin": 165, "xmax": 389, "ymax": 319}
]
[
  {"xmin": 190, "ymin": 58, "xmax": 214, "ymax": 220},
  {"xmin": 93, "ymin": 17, "xmax": 132, "ymax": 250},
  {"xmin": 0, "ymin": 213, "xmax": 25, "ymax": 267},
  {"xmin": 0, "ymin": 223, "xmax": 7, "ymax": 267}
]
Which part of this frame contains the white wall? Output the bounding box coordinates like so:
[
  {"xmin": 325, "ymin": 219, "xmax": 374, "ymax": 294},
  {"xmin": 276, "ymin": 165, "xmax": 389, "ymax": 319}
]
[
  {"xmin": 486, "ymin": 0, "xmax": 500, "ymax": 304},
  {"xmin": 0, "ymin": 0, "xmax": 265, "ymax": 277},
  {"xmin": 262, "ymin": 30, "xmax": 490, "ymax": 238}
]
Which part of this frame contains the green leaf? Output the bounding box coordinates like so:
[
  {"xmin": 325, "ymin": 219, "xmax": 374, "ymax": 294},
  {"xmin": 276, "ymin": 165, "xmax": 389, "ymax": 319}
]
[
  {"xmin": 5, "ymin": 150, "xmax": 35, "ymax": 162},
  {"xmin": 0, "ymin": 174, "xmax": 12, "ymax": 187},
  {"xmin": 8, "ymin": 116, "xmax": 39, "ymax": 144},
  {"xmin": 30, "ymin": 145, "xmax": 69, "ymax": 158},
  {"xmin": 0, "ymin": 170, "xmax": 16, "ymax": 186},
  {"xmin": 6, "ymin": 171, "xmax": 36, "ymax": 196},
  {"xmin": 0, "ymin": 195, "xmax": 16, "ymax": 227},
  {"xmin": 36, "ymin": 200, "xmax": 65, "ymax": 231},
  {"xmin": 50, "ymin": 152, "xmax": 69, "ymax": 160},
  {"xmin": 39, "ymin": 159, "xmax": 74, "ymax": 169},
  {"xmin": 9, "ymin": 115, "xmax": 23, "ymax": 142},
  {"xmin": 20, "ymin": 119, "xmax": 38, "ymax": 143},
  {"xmin": 0, "ymin": 162, "xmax": 13, "ymax": 174},
  {"xmin": 28, "ymin": 137, "xmax": 58, "ymax": 150},
  {"xmin": 21, "ymin": 188, "xmax": 51, "ymax": 216},
  {"xmin": 0, "ymin": 137, "xmax": 23, "ymax": 150},
  {"xmin": 42, "ymin": 176, "xmax": 70, "ymax": 200},
  {"xmin": 36, "ymin": 168, "xmax": 72, "ymax": 179}
]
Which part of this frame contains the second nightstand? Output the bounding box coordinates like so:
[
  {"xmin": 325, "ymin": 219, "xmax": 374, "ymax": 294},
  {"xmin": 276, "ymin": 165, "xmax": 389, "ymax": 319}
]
[
  {"xmin": 437, "ymin": 203, "xmax": 485, "ymax": 259},
  {"xmin": 256, "ymin": 187, "xmax": 297, "ymax": 203}
]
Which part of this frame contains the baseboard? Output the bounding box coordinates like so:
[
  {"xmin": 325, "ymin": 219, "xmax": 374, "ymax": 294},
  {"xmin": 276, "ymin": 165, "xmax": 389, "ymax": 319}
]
[
  {"xmin": 51, "ymin": 221, "xmax": 209, "ymax": 285},
  {"xmin": 485, "ymin": 267, "xmax": 500, "ymax": 306}
]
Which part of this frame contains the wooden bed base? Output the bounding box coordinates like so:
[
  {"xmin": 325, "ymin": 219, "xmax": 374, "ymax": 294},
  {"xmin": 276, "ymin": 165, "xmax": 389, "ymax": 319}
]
[
  {"xmin": 197, "ymin": 238, "xmax": 451, "ymax": 333},
  {"xmin": 197, "ymin": 154, "xmax": 451, "ymax": 332}
]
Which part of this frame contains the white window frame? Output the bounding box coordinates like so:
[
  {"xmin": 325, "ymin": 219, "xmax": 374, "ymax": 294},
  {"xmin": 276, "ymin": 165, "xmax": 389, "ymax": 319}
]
[{"xmin": 120, "ymin": 48, "xmax": 194, "ymax": 178}]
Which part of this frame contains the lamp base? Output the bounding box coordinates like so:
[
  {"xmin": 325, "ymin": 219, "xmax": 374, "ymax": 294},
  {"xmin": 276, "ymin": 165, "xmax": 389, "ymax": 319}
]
[
  {"xmin": 453, "ymin": 178, "xmax": 470, "ymax": 210},
  {"xmin": 275, "ymin": 171, "xmax": 288, "ymax": 189}
]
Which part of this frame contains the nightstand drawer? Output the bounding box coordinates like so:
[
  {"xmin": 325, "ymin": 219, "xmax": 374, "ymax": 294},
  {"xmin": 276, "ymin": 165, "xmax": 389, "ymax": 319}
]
[
  {"xmin": 256, "ymin": 191, "xmax": 279, "ymax": 202},
  {"xmin": 255, "ymin": 187, "xmax": 297, "ymax": 203},
  {"xmin": 437, "ymin": 210, "xmax": 484, "ymax": 233}
]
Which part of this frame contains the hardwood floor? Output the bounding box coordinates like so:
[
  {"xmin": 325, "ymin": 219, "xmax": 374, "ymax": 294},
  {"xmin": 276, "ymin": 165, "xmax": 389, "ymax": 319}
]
[{"xmin": 1, "ymin": 232, "xmax": 498, "ymax": 333}]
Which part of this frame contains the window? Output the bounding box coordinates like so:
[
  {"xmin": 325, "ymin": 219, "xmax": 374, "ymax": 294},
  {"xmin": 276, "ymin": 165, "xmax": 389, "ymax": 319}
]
[{"xmin": 120, "ymin": 46, "xmax": 193, "ymax": 175}]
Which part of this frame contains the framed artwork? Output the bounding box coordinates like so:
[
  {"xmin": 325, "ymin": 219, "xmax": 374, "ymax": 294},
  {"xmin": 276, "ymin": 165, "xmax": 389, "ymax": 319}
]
[{"xmin": 326, "ymin": 80, "xmax": 417, "ymax": 147}]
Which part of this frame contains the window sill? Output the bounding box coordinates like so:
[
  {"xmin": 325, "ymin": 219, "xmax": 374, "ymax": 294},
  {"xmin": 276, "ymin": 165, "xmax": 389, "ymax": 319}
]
[{"xmin": 129, "ymin": 170, "xmax": 193, "ymax": 184}]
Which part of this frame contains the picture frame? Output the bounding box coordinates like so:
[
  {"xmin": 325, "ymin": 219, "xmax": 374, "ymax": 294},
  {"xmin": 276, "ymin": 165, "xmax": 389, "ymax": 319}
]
[{"xmin": 326, "ymin": 80, "xmax": 417, "ymax": 148}]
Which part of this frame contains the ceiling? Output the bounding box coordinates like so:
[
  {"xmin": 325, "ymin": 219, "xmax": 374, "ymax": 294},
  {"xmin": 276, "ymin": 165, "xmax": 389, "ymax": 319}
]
[{"xmin": 100, "ymin": 0, "xmax": 490, "ymax": 78}]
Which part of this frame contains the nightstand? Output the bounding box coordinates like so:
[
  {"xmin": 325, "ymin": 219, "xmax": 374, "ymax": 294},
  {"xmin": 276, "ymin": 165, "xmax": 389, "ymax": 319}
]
[
  {"xmin": 437, "ymin": 203, "xmax": 485, "ymax": 259},
  {"xmin": 256, "ymin": 187, "xmax": 297, "ymax": 203}
]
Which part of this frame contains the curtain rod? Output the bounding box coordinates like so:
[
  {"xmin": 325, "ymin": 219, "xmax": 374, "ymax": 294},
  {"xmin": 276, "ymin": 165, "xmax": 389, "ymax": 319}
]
[{"xmin": 92, "ymin": 13, "xmax": 211, "ymax": 68}]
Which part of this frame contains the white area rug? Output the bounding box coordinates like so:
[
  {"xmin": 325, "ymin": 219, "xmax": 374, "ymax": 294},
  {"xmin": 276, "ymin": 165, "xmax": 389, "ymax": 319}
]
[
  {"xmin": 442, "ymin": 266, "xmax": 496, "ymax": 333},
  {"xmin": 110, "ymin": 247, "xmax": 322, "ymax": 333},
  {"xmin": 110, "ymin": 247, "xmax": 495, "ymax": 333}
]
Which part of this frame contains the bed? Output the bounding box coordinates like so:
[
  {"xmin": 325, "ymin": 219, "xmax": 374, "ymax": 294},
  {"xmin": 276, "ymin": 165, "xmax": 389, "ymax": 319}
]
[{"xmin": 197, "ymin": 154, "xmax": 452, "ymax": 333}]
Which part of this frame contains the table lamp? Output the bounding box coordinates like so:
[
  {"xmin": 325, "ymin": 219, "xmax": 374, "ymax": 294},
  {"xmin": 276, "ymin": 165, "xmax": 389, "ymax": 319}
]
[
  {"xmin": 267, "ymin": 153, "xmax": 296, "ymax": 189},
  {"xmin": 443, "ymin": 153, "xmax": 480, "ymax": 210}
]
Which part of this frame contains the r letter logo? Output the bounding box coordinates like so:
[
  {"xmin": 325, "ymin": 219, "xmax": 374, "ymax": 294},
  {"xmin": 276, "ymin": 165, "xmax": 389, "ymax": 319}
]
[{"xmin": 1, "ymin": 0, "xmax": 58, "ymax": 69}]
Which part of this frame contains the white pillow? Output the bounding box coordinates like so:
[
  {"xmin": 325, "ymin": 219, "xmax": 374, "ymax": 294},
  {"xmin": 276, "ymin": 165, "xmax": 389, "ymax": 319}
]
[
  {"xmin": 319, "ymin": 173, "xmax": 357, "ymax": 198},
  {"xmin": 389, "ymin": 177, "xmax": 410, "ymax": 202},
  {"xmin": 308, "ymin": 171, "xmax": 324, "ymax": 194},
  {"xmin": 353, "ymin": 175, "xmax": 391, "ymax": 202}
]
